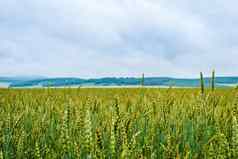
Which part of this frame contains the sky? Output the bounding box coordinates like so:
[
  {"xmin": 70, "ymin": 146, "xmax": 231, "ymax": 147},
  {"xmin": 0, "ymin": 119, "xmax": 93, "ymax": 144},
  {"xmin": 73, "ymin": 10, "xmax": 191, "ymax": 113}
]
[{"xmin": 0, "ymin": 0, "xmax": 238, "ymax": 78}]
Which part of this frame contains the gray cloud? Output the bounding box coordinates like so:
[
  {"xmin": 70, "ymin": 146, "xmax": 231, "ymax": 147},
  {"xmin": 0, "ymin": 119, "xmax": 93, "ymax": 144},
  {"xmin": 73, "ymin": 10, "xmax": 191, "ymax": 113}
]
[{"xmin": 0, "ymin": 0, "xmax": 237, "ymax": 77}]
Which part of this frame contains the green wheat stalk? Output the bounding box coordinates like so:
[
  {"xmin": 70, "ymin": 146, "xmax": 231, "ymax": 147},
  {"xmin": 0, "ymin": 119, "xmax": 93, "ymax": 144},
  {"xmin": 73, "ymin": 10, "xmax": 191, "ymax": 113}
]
[
  {"xmin": 211, "ymin": 70, "xmax": 215, "ymax": 91},
  {"xmin": 200, "ymin": 72, "xmax": 205, "ymax": 94},
  {"xmin": 141, "ymin": 73, "xmax": 145, "ymax": 86}
]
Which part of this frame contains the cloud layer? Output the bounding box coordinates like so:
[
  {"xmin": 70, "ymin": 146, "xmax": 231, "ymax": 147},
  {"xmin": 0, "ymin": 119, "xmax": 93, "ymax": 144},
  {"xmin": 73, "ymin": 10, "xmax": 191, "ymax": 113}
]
[{"xmin": 0, "ymin": 0, "xmax": 237, "ymax": 78}]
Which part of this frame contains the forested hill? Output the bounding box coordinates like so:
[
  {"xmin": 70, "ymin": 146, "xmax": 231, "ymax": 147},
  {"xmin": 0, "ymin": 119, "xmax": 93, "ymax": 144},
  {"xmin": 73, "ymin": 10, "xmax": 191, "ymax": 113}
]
[{"xmin": 0, "ymin": 76, "xmax": 238, "ymax": 88}]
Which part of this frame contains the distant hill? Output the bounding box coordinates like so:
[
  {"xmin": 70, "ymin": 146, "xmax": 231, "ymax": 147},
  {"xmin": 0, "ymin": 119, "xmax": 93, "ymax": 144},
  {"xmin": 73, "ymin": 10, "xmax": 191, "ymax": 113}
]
[
  {"xmin": 0, "ymin": 76, "xmax": 45, "ymax": 82},
  {"xmin": 0, "ymin": 76, "xmax": 237, "ymax": 88}
]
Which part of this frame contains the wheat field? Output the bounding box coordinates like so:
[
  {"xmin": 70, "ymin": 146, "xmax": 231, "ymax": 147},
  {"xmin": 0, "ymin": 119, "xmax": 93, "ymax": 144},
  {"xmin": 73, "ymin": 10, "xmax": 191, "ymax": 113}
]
[{"xmin": 0, "ymin": 87, "xmax": 238, "ymax": 158}]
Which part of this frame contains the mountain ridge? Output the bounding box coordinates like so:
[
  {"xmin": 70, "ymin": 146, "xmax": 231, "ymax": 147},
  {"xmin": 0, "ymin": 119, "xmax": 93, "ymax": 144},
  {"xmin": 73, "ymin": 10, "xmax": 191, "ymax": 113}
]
[{"xmin": 0, "ymin": 76, "xmax": 238, "ymax": 88}]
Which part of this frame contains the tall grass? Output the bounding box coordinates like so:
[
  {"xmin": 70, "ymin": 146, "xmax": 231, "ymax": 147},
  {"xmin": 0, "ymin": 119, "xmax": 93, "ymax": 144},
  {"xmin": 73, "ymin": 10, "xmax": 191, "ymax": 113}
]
[
  {"xmin": 200, "ymin": 72, "xmax": 204, "ymax": 94},
  {"xmin": 141, "ymin": 73, "xmax": 145, "ymax": 86},
  {"xmin": 211, "ymin": 70, "xmax": 215, "ymax": 91},
  {"xmin": 0, "ymin": 88, "xmax": 237, "ymax": 158}
]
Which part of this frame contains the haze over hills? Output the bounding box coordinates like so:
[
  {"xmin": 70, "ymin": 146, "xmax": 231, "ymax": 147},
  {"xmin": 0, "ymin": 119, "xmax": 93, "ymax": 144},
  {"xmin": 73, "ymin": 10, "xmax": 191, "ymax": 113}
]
[{"xmin": 0, "ymin": 76, "xmax": 238, "ymax": 88}]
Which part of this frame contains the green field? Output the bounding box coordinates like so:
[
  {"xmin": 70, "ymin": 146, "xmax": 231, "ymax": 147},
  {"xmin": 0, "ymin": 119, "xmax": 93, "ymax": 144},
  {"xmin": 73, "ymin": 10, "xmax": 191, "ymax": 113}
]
[{"xmin": 0, "ymin": 88, "xmax": 238, "ymax": 158}]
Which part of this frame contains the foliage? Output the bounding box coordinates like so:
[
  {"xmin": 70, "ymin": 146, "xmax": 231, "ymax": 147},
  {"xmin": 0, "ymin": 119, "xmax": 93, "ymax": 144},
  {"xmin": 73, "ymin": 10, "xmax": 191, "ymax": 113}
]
[{"xmin": 0, "ymin": 88, "xmax": 237, "ymax": 158}]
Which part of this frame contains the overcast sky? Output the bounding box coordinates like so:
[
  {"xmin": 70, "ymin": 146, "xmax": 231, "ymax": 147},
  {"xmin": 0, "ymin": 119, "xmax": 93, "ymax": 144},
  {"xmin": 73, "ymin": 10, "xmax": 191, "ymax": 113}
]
[{"xmin": 0, "ymin": 0, "xmax": 237, "ymax": 78}]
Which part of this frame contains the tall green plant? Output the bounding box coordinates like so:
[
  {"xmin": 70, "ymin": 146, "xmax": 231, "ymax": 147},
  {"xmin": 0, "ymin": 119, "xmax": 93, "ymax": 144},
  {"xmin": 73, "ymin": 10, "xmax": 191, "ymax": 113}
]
[
  {"xmin": 141, "ymin": 73, "xmax": 145, "ymax": 86},
  {"xmin": 200, "ymin": 72, "xmax": 205, "ymax": 94},
  {"xmin": 211, "ymin": 70, "xmax": 215, "ymax": 91}
]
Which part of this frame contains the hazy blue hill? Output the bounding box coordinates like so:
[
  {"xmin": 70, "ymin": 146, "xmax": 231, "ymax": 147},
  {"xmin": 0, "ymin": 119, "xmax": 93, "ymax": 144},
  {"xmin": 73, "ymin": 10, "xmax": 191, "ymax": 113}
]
[
  {"xmin": 9, "ymin": 78, "xmax": 85, "ymax": 87},
  {"xmin": 0, "ymin": 76, "xmax": 45, "ymax": 82},
  {"xmin": 214, "ymin": 77, "xmax": 238, "ymax": 84},
  {"xmin": 2, "ymin": 76, "xmax": 238, "ymax": 88}
]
